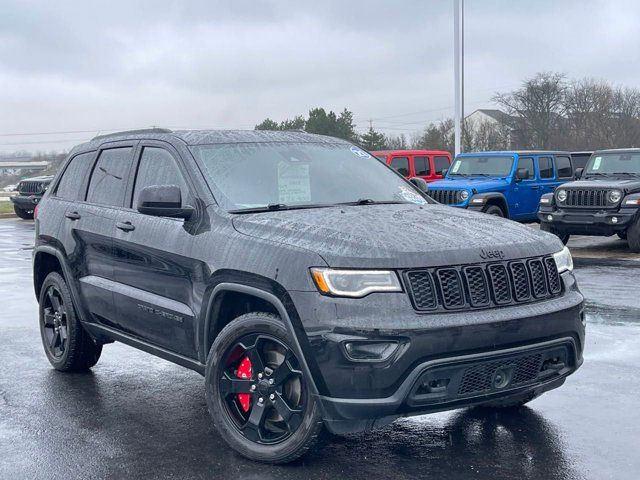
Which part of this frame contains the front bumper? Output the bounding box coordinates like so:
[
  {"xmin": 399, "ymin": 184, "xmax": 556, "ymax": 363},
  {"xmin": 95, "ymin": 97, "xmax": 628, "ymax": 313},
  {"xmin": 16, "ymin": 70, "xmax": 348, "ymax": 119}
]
[
  {"xmin": 10, "ymin": 194, "xmax": 42, "ymax": 209},
  {"xmin": 292, "ymin": 272, "xmax": 584, "ymax": 433},
  {"xmin": 538, "ymin": 206, "xmax": 638, "ymax": 235},
  {"xmin": 319, "ymin": 337, "xmax": 578, "ymax": 432}
]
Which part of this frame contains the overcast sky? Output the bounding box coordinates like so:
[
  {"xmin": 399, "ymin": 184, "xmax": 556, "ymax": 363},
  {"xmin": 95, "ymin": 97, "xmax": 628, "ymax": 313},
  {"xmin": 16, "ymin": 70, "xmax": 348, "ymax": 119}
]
[{"xmin": 1, "ymin": 0, "xmax": 639, "ymax": 153}]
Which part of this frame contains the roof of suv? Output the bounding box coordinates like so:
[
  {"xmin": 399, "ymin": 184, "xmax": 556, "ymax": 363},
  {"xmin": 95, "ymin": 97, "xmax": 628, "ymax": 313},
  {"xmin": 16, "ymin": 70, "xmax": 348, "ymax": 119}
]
[
  {"xmin": 592, "ymin": 148, "xmax": 640, "ymax": 155},
  {"xmin": 458, "ymin": 150, "xmax": 570, "ymax": 156},
  {"xmin": 77, "ymin": 128, "xmax": 349, "ymax": 151}
]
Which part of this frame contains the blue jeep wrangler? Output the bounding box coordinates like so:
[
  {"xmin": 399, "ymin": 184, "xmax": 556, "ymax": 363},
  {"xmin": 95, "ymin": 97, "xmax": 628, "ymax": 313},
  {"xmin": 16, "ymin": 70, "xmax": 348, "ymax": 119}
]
[{"xmin": 426, "ymin": 151, "xmax": 574, "ymax": 221}]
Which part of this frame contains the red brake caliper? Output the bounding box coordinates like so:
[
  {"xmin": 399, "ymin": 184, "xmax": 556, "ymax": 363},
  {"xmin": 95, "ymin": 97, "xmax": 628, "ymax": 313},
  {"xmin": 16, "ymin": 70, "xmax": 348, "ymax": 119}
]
[{"xmin": 236, "ymin": 355, "xmax": 253, "ymax": 412}]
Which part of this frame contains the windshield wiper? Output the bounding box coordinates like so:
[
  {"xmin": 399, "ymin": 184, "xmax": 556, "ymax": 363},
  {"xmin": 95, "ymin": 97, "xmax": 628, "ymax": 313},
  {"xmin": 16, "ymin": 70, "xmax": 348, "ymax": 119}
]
[
  {"xmin": 612, "ymin": 172, "xmax": 640, "ymax": 177},
  {"xmin": 229, "ymin": 203, "xmax": 333, "ymax": 214},
  {"xmin": 585, "ymin": 172, "xmax": 609, "ymax": 178}
]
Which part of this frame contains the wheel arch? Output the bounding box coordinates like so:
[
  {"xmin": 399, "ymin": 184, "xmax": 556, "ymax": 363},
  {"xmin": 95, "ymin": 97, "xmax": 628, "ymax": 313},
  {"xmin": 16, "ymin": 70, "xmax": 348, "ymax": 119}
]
[
  {"xmin": 469, "ymin": 192, "xmax": 510, "ymax": 217},
  {"xmin": 203, "ymin": 280, "xmax": 325, "ymax": 397},
  {"xmin": 33, "ymin": 246, "xmax": 68, "ymax": 299}
]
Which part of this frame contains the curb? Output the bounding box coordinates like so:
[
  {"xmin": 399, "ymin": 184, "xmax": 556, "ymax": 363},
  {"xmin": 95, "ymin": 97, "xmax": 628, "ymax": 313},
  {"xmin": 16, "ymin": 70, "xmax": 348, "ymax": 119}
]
[{"xmin": 0, "ymin": 213, "xmax": 17, "ymax": 219}]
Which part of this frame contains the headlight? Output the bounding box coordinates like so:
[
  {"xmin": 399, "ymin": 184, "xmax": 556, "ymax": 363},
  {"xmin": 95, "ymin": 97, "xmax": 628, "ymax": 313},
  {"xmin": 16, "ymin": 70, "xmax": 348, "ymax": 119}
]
[
  {"xmin": 310, "ymin": 268, "xmax": 402, "ymax": 297},
  {"xmin": 553, "ymin": 246, "xmax": 573, "ymax": 273},
  {"xmin": 459, "ymin": 190, "xmax": 469, "ymax": 201},
  {"xmin": 556, "ymin": 189, "xmax": 567, "ymax": 202},
  {"xmin": 608, "ymin": 190, "xmax": 622, "ymax": 203}
]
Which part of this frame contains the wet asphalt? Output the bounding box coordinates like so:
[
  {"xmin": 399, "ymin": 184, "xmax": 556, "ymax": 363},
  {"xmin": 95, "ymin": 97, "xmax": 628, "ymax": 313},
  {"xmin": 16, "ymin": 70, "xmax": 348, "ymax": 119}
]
[{"xmin": 0, "ymin": 218, "xmax": 639, "ymax": 480}]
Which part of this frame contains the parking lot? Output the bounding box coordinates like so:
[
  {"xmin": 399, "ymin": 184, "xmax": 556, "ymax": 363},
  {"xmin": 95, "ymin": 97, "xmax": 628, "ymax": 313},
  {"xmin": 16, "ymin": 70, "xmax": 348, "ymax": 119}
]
[{"xmin": 0, "ymin": 217, "xmax": 638, "ymax": 480}]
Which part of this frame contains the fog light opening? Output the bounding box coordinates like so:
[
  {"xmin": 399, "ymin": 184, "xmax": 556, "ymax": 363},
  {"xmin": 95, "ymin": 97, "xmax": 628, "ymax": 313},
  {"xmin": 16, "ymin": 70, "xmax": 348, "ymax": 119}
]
[
  {"xmin": 343, "ymin": 341, "xmax": 399, "ymax": 362},
  {"xmin": 546, "ymin": 215, "xmax": 553, "ymax": 222},
  {"xmin": 611, "ymin": 216, "xmax": 619, "ymax": 224}
]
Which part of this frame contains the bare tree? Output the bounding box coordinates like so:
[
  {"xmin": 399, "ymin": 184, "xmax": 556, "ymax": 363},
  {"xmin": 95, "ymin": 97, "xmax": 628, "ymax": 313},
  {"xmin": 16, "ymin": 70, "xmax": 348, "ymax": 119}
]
[{"xmin": 493, "ymin": 72, "xmax": 567, "ymax": 149}]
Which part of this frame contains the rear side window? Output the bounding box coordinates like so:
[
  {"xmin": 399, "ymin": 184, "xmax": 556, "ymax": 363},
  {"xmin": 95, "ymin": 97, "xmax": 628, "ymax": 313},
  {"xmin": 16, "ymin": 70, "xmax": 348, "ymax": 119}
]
[
  {"xmin": 539, "ymin": 156, "xmax": 554, "ymax": 179},
  {"xmin": 434, "ymin": 155, "xmax": 450, "ymax": 174},
  {"xmin": 86, "ymin": 147, "xmax": 133, "ymax": 206},
  {"xmin": 55, "ymin": 152, "xmax": 94, "ymax": 200},
  {"xmin": 414, "ymin": 156, "xmax": 430, "ymax": 176},
  {"xmin": 132, "ymin": 147, "xmax": 190, "ymax": 208},
  {"xmin": 556, "ymin": 156, "xmax": 573, "ymax": 178},
  {"xmin": 390, "ymin": 156, "xmax": 410, "ymax": 176},
  {"xmin": 571, "ymin": 153, "xmax": 591, "ymax": 170},
  {"xmin": 518, "ymin": 157, "xmax": 534, "ymax": 179}
]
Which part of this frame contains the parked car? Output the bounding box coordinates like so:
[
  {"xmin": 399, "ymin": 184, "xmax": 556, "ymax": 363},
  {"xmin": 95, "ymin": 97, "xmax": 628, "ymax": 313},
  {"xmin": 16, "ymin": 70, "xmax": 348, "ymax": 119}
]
[
  {"xmin": 371, "ymin": 149, "xmax": 452, "ymax": 182},
  {"xmin": 10, "ymin": 175, "xmax": 54, "ymax": 219},
  {"xmin": 570, "ymin": 151, "xmax": 593, "ymax": 173},
  {"xmin": 426, "ymin": 151, "xmax": 574, "ymax": 221},
  {"xmin": 33, "ymin": 129, "xmax": 584, "ymax": 463},
  {"xmin": 3, "ymin": 184, "xmax": 17, "ymax": 192},
  {"xmin": 539, "ymin": 148, "xmax": 640, "ymax": 250}
]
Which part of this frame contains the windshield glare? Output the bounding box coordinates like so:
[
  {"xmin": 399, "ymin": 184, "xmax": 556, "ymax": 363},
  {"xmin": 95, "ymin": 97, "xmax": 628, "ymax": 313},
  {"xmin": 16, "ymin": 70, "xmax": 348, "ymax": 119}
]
[
  {"xmin": 448, "ymin": 156, "xmax": 514, "ymax": 177},
  {"xmin": 585, "ymin": 152, "xmax": 640, "ymax": 175},
  {"xmin": 190, "ymin": 142, "xmax": 428, "ymax": 210}
]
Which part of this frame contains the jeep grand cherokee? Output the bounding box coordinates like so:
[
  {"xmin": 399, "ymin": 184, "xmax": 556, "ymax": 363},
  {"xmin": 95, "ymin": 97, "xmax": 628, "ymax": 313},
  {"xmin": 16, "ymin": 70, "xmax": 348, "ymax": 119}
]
[{"xmin": 33, "ymin": 129, "xmax": 584, "ymax": 463}]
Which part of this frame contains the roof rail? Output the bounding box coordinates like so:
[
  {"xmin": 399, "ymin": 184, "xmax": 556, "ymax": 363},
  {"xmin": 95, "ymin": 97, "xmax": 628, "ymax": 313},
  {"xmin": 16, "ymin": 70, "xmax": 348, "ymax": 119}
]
[{"xmin": 91, "ymin": 128, "xmax": 173, "ymax": 141}]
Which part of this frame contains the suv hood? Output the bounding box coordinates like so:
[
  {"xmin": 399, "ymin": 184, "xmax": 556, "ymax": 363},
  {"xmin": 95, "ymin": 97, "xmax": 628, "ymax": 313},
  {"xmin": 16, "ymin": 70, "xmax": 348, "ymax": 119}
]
[
  {"xmin": 428, "ymin": 177, "xmax": 509, "ymax": 192},
  {"xmin": 232, "ymin": 204, "xmax": 561, "ymax": 268},
  {"xmin": 562, "ymin": 178, "xmax": 640, "ymax": 193}
]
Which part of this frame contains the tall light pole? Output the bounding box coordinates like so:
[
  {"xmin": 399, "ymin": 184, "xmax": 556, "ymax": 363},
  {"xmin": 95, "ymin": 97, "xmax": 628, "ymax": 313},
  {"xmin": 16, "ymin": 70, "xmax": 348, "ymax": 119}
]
[{"xmin": 454, "ymin": 0, "xmax": 464, "ymax": 156}]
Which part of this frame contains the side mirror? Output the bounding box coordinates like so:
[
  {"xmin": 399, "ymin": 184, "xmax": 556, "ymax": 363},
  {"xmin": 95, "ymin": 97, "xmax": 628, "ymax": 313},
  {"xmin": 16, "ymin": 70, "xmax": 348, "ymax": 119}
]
[
  {"xmin": 409, "ymin": 177, "xmax": 429, "ymax": 193},
  {"xmin": 137, "ymin": 185, "xmax": 194, "ymax": 220},
  {"xmin": 516, "ymin": 168, "xmax": 530, "ymax": 181},
  {"xmin": 575, "ymin": 167, "xmax": 584, "ymax": 179},
  {"xmin": 440, "ymin": 168, "xmax": 448, "ymax": 177}
]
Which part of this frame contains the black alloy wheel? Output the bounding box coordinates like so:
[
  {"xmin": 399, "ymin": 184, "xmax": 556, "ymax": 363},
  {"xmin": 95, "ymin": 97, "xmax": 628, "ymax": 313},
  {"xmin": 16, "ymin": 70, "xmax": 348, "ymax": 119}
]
[
  {"xmin": 205, "ymin": 313, "xmax": 325, "ymax": 463},
  {"xmin": 219, "ymin": 333, "xmax": 305, "ymax": 444},
  {"xmin": 42, "ymin": 285, "xmax": 69, "ymax": 359},
  {"xmin": 38, "ymin": 272, "xmax": 102, "ymax": 371}
]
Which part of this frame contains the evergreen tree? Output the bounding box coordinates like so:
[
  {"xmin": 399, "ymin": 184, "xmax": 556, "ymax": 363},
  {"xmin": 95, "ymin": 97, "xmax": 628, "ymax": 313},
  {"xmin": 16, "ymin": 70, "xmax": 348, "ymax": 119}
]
[{"xmin": 360, "ymin": 126, "xmax": 387, "ymax": 150}]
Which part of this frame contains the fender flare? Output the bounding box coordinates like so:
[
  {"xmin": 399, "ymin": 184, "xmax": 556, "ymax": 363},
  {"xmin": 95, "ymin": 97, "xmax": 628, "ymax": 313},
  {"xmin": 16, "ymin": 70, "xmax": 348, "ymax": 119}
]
[
  {"xmin": 468, "ymin": 192, "xmax": 510, "ymax": 217},
  {"xmin": 32, "ymin": 245, "xmax": 74, "ymax": 298},
  {"xmin": 203, "ymin": 282, "xmax": 322, "ymax": 397}
]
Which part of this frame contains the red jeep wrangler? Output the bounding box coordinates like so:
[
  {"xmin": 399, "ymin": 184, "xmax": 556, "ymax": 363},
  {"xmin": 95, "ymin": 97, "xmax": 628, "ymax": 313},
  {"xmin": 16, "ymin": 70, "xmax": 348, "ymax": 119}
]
[{"xmin": 372, "ymin": 150, "xmax": 452, "ymax": 182}]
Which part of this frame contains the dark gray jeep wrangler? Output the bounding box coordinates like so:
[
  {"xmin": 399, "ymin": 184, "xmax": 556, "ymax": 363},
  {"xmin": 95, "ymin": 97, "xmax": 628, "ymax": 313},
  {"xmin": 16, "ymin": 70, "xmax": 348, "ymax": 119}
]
[
  {"xmin": 10, "ymin": 175, "xmax": 54, "ymax": 219},
  {"xmin": 539, "ymin": 148, "xmax": 640, "ymax": 250}
]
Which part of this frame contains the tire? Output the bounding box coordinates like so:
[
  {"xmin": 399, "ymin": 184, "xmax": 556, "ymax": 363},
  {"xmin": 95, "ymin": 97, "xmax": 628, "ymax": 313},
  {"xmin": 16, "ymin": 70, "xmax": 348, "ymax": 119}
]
[
  {"xmin": 628, "ymin": 219, "xmax": 640, "ymax": 253},
  {"xmin": 483, "ymin": 204, "xmax": 505, "ymax": 217},
  {"xmin": 618, "ymin": 231, "xmax": 628, "ymax": 241},
  {"xmin": 476, "ymin": 392, "xmax": 537, "ymax": 410},
  {"xmin": 540, "ymin": 222, "xmax": 570, "ymax": 245},
  {"xmin": 205, "ymin": 312, "xmax": 326, "ymax": 464},
  {"xmin": 14, "ymin": 204, "xmax": 34, "ymax": 220},
  {"xmin": 38, "ymin": 272, "xmax": 102, "ymax": 371}
]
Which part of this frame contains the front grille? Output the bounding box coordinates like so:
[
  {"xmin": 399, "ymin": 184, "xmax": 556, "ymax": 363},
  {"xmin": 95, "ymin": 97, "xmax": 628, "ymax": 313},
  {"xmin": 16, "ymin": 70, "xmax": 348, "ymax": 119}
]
[
  {"xmin": 404, "ymin": 255, "xmax": 562, "ymax": 312},
  {"xmin": 427, "ymin": 189, "xmax": 462, "ymax": 205},
  {"xmin": 457, "ymin": 353, "xmax": 544, "ymax": 396},
  {"xmin": 565, "ymin": 189, "xmax": 609, "ymax": 208},
  {"xmin": 18, "ymin": 181, "xmax": 44, "ymax": 194},
  {"xmin": 436, "ymin": 269, "xmax": 465, "ymax": 309}
]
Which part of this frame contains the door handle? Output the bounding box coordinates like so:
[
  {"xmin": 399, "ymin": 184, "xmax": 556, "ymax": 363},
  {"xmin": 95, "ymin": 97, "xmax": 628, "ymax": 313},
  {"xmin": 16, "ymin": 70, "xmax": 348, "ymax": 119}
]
[
  {"xmin": 116, "ymin": 221, "xmax": 135, "ymax": 232},
  {"xmin": 531, "ymin": 186, "xmax": 540, "ymax": 190},
  {"xmin": 65, "ymin": 211, "xmax": 81, "ymax": 220}
]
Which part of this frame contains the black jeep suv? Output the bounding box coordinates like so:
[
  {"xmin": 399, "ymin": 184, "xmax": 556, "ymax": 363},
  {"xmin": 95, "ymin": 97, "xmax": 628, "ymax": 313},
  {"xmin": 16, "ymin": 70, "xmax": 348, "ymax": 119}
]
[
  {"xmin": 33, "ymin": 129, "xmax": 584, "ymax": 463},
  {"xmin": 11, "ymin": 175, "xmax": 54, "ymax": 219},
  {"xmin": 539, "ymin": 148, "xmax": 640, "ymax": 250}
]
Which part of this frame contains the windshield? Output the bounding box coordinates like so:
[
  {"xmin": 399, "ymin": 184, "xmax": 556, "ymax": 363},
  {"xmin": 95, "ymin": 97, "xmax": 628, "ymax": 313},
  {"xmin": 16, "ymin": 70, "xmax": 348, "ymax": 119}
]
[
  {"xmin": 585, "ymin": 152, "xmax": 640, "ymax": 175},
  {"xmin": 190, "ymin": 142, "xmax": 428, "ymax": 211},
  {"xmin": 448, "ymin": 155, "xmax": 514, "ymax": 177}
]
